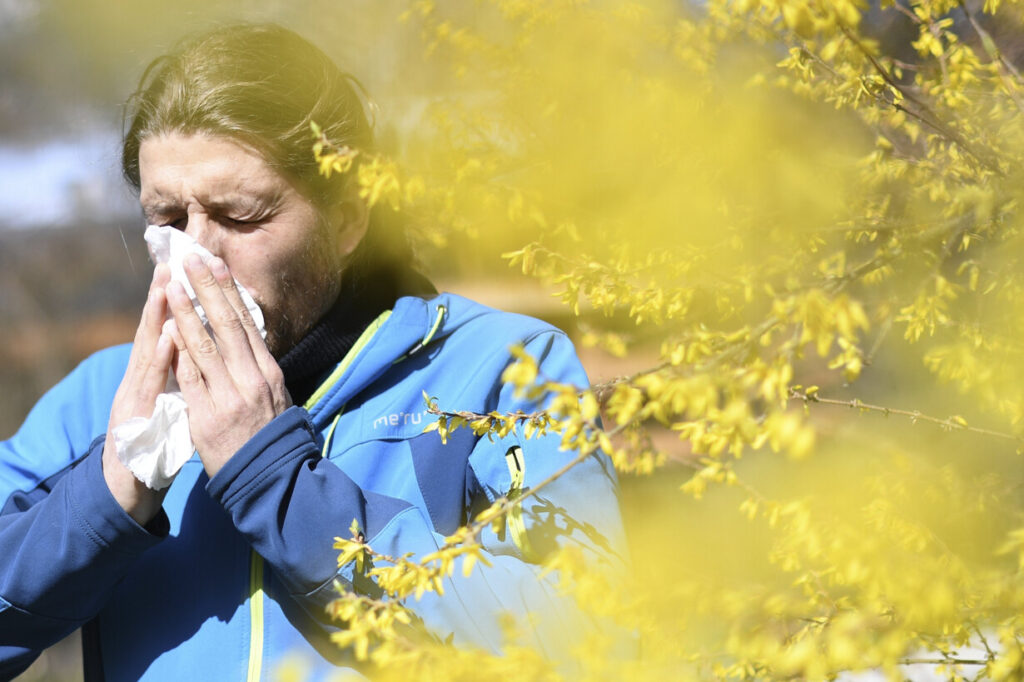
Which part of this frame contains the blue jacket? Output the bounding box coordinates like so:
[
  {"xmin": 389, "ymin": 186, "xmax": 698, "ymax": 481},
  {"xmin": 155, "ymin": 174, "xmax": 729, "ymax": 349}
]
[{"xmin": 0, "ymin": 293, "xmax": 625, "ymax": 681}]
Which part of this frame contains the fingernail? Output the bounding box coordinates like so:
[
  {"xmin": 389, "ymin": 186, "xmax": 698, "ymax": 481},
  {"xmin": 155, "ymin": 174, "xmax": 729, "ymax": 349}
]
[
  {"xmin": 210, "ymin": 257, "xmax": 228, "ymax": 276},
  {"xmin": 184, "ymin": 253, "xmax": 203, "ymax": 270}
]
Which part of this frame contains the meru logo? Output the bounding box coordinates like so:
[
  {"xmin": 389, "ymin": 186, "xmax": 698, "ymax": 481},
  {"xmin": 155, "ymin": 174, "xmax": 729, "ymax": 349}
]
[{"xmin": 373, "ymin": 410, "xmax": 430, "ymax": 430}]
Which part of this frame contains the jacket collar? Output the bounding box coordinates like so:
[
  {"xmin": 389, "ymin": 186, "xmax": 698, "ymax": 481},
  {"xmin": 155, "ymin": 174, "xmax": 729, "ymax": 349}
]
[{"xmin": 304, "ymin": 294, "xmax": 437, "ymax": 429}]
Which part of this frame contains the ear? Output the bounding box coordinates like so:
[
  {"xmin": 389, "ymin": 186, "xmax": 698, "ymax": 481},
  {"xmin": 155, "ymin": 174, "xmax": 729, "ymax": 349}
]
[{"xmin": 329, "ymin": 183, "xmax": 370, "ymax": 259}]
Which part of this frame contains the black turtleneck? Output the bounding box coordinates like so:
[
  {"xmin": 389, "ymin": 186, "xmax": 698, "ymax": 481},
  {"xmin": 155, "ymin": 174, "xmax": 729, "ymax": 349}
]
[{"xmin": 276, "ymin": 263, "xmax": 436, "ymax": 407}]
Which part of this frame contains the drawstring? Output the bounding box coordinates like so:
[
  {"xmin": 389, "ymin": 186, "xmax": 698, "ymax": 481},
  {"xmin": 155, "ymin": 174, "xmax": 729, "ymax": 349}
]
[
  {"xmin": 321, "ymin": 411, "xmax": 343, "ymax": 458},
  {"xmin": 396, "ymin": 304, "xmax": 447, "ymax": 362}
]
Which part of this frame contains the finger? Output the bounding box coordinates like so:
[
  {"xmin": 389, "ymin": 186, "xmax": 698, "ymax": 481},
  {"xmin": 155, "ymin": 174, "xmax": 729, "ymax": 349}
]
[
  {"xmin": 207, "ymin": 257, "xmax": 289, "ymax": 410},
  {"xmin": 184, "ymin": 255, "xmax": 279, "ymax": 408},
  {"xmin": 111, "ymin": 267, "xmax": 172, "ymax": 423},
  {"xmin": 138, "ymin": 266, "xmax": 172, "ymax": 349},
  {"xmin": 183, "ymin": 254, "xmax": 253, "ymax": 369},
  {"xmin": 128, "ymin": 266, "xmax": 170, "ymax": 357},
  {"xmin": 168, "ymin": 325, "xmax": 213, "ymax": 414},
  {"xmin": 121, "ymin": 273, "xmax": 170, "ymax": 389},
  {"xmin": 165, "ymin": 278, "xmax": 233, "ymax": 388},
  {"xmin": 152, "ymin": 262, "xmax": 171, "ymax": 289},
  {"xmin": 208, "ymin": 257, "xmax": 266, "ymax": 353},
  {"xmin": 134, "ymin": 332, "xmax": 173, "ymax": 417}
]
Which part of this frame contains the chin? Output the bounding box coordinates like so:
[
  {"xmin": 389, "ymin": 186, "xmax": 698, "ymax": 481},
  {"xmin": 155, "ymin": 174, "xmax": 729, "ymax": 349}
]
[
  {"xmin": 258, "ymin": 314, "xmax": 290, "ymax": 359},
  {"xmin": 265, "ymin": 326, "xmax": 301, "ymax": 359},
  {"xmin": 260, "ymin": 282, "xmax": 339, "ymax": 360},
  {"xmin": 254, "ymin": 300, "xmax": 299, "ymax": 359},
  {"xmin": 263, "ymin": 315, "xmax": 315, "ymax": 359},
  {"xmin": 265, "ymin": 335, "xmax": 287, "ymax": 359}
]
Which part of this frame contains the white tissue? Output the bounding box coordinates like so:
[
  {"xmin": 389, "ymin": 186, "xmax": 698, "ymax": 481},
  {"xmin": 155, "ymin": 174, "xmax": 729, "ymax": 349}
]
[
  {"xmin": 112, "ymin": 225, "xmax": 267, "ymax": 490},
  {"xmin": 143, "ymin": 224, "xmax": 267, "ymax": 339},
  {"xmin": 112, "ymin": 393, "xmax": 192, "ymax": 490}
]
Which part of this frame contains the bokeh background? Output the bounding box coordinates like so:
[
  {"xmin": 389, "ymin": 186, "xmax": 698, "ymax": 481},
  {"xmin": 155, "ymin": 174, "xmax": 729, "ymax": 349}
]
[{"xmin": 5, "ymin": 1, "xmax": 1024, "ymax": 679}]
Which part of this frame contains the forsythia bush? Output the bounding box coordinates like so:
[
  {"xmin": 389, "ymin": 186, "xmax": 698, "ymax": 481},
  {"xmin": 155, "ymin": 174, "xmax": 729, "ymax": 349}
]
[{"xmin": 306, "ymin": 1, "xmax": 1024, "ymax": 679}]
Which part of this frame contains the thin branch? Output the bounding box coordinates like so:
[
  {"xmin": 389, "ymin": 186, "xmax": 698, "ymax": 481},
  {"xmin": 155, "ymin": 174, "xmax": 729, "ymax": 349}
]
[
  {"xmin": 789, "ymin": 387, "xmax": 1020, "ymax": 443},
  {"xmin": 864, "ymin": 314, "xmax": 893, "ymax": 366},
  {"xmin": 424, "ymin": 404, "xmax": 624, "ymax": 547},
  {"xmin": 465, "ymin": 447, "xmax": 593, "ymax": 536},
  {"xmin": 970, "ymin": 621, "xmax": 996, "ymax": 660},
  {"xmin": 960, "ymin": 1, "xmax": 1024, "ymax": 115},
  {"xmin": 591, "ymin": 361, "xmax": 672, "ymax": 403},
  {"xmin": 428, "ymin": 405, "xmax": 546, "ymax": 426},
  {"xmin": 958, "ymin": 0, "xmax": 1024, "ymax": 84},
  {"xmin": 836, "ymin": 24, "xmax": 1003, "ymax": 175},
  {"xmin": 891, "ymin": 1, "xmax": 923, "ymax": 27},
  {"xmin": 900, "ymin": 657, "xmax": 989, "ymax": 666}
]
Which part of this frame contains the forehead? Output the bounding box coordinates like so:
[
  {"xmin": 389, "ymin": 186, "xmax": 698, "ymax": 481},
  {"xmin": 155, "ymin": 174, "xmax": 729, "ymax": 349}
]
[{"xmin": 138, "ymin": 132, "xmax": 286, "ymax": 205}]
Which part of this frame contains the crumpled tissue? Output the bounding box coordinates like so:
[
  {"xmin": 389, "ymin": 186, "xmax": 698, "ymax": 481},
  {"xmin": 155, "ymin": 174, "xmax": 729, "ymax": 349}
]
[{"xmin": 111, "ymin": 225, "xmax": 267, "ymax": 490}]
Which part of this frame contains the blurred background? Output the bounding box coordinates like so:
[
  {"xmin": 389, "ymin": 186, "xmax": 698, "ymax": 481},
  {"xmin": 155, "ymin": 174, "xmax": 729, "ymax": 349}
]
[{"xmin": 5, "ymin": 0, "xmax": 1024, "ymax": 679}]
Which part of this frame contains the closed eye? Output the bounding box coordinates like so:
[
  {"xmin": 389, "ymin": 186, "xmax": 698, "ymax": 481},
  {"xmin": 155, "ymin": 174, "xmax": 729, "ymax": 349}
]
[{"xmin": 220, "ymin": 215, "xmax": 265, "ymax": 233}]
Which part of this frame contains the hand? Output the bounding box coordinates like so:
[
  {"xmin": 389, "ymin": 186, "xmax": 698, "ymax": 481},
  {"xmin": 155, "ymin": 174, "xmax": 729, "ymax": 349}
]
[
  {"xmin": 103, "ymin": 264, "xmax": 173, "ymax": 526},
  {"xmin": 164, "ymin": 254, "xmax": 291, "ymax": 478}
]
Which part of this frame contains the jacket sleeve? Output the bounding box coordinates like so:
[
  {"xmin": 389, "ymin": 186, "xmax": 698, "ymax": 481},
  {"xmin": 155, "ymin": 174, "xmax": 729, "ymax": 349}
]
[
  {"xmin": 0, "ymin": 350, "xmax": 169, "ymax": 678},
  {"xmin": 205, "ymin": 330, "xmax": 626, "ymax": 659}
]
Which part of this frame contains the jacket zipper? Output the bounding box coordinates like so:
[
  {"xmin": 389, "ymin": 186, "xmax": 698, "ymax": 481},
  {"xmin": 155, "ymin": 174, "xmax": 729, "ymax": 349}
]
[{"xmin": 245, "ymin": 308, "xmax": 401, "ymax": 680}]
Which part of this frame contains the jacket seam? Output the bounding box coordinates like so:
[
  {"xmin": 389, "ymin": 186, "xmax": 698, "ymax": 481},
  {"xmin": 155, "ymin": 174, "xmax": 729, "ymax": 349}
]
[
  {"xmin": 67, "ymin": 466, "xmax": 141, "ymax": 558},
  {"xmin": 217, "ymin": 414, "xmax": 318, "ymax": 506},
  {"xmin": 0, "ymin": 444, "xmax": 91, "ymax": 517}
]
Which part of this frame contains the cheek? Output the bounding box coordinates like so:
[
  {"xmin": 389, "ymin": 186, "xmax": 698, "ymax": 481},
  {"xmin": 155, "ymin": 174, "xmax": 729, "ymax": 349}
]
[
  {"xmin": 219, "ymin": 250, "xmax": 279, "ymax": 310},
  {"xmin": 243, "ymin": 248, "xmax": 309, "ymax": 311}
]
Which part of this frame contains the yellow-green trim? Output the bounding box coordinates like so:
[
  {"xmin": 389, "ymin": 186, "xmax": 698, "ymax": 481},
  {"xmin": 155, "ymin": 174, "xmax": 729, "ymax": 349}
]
[
  {"xmin": 303, "ymin": 310, "xmax": 392, "ymax": 411},
  {"xmin": 505, "ymin": 446, "xmax": 534, "ymax": 559},
  {"xmin": 423, "ymin": 304, "xmax": 445, "ymax": 346},
  {"xmin": 392, "ymin": 304, "xmax": 446, "ymax": 364},
  {"xmin": 247, "ymin": 552, "xmax": 265, "ymax": 682},
  {"xmin": 245, "ymin": 309, "xmax": 394, "ymax": 679},
  {"xmin": 322, "ymin": 412, "xmax": 343, "ymax": 458}
]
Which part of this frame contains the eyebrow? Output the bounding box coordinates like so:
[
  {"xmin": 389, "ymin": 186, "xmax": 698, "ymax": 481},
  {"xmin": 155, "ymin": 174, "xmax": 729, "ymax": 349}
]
[
  {"xmin": 141, "ymin": 201, "xmax": 180, "ymax": 222},
  {"xmin": 141, "ymin": 193, "xmax": 279, "ymax": 222}
]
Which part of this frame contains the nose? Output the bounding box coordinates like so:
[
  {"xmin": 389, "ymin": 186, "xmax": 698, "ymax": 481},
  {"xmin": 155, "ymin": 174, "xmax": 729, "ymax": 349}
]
[{"xmin": 183, "ymin": 212, "xmax": 222, "ymax": 257}]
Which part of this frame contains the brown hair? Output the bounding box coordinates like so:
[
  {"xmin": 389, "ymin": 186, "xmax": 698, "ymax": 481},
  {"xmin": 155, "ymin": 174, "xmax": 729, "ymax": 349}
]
[{"xmin": 122, "ymin": 23, "xmax": 411, "ymax": 274}]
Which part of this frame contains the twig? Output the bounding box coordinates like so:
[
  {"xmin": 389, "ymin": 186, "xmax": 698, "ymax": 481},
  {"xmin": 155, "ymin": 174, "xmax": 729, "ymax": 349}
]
[
  {"xmin": 900, "ymin": 656, "xmax": 989, "ymax": 666},
  {"xmin": 958, "ymin": 0, "xmax": 1024, "ymax": 84},
  {"xmin": 970, "ymin": 621, "xmax": 996, "ymax": 660},
  {"xmin": 424, "ymin": 404, "xmax": 627, "ymax": 547},
  {"xmin": 864, "ymin": 314, "xmax": 892, "ymax": 366},
  {"xmin": 837, "ymin": 24, "xmax": 1003, "ymax": 175},
  {"xmin": 789, "ymin": 387, "xmax": 1020, "ymax": 442}
]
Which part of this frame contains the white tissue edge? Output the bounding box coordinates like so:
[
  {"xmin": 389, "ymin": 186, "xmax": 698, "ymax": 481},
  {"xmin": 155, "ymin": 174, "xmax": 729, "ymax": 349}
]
[
  {"xmin": 143, "ymin": 224, "xmax": 267, "ymax": 340},
  {"xmin": 111, "ymin": 225, "xmax": 268, "ymax": 490},
  {"xmin": 113, "ymin": 393, "xmax": 193, "ymax": 490}
]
